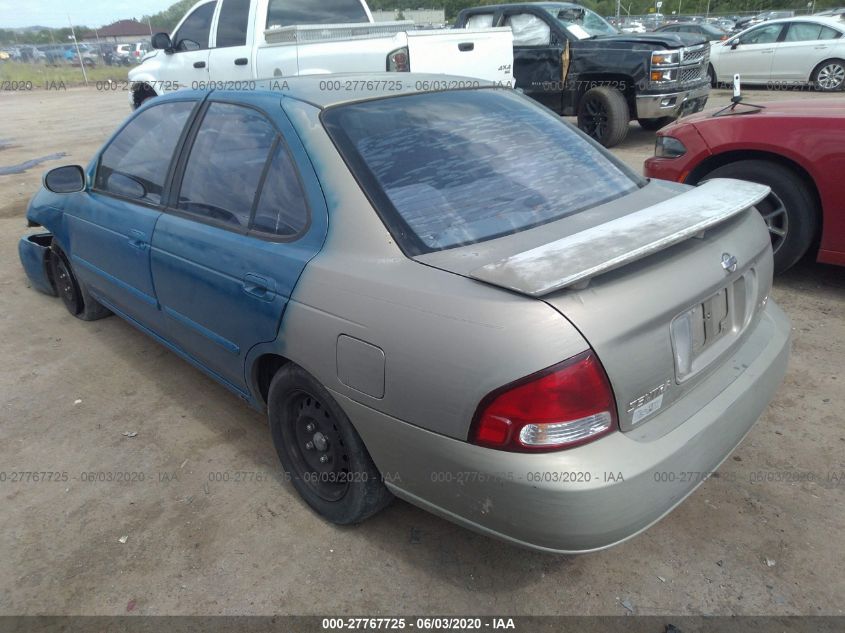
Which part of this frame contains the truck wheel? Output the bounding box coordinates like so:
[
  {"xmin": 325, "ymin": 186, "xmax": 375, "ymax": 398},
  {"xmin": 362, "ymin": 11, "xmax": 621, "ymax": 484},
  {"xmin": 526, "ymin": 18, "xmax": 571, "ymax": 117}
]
[
  {"xmin": 577, "ymin": 87, "xmax": 629, "ymax": 148},
  {"xmin": 704, "ymin": 160, "xmax": 818, "ymax": 274},
  {"xmin": 49, "ymin": 246, "xmax": 112, "ymax": 321},
  {"xmin": 638, "ymin": 117, "xmax": 675, "ymax": 131},
  {"xmin": 811, "ymin": 59, "xmax": 845, "ymax": 92},
  {"xmin": 268, "ymin": 364, "xmax": 393, "ymax": 525}
]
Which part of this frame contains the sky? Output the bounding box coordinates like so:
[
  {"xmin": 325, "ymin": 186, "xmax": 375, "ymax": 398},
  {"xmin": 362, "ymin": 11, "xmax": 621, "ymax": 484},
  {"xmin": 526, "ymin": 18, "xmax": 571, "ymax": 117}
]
[{"xmin": 0, "ymin": 0, "xmax": 179, "ymax": 29}]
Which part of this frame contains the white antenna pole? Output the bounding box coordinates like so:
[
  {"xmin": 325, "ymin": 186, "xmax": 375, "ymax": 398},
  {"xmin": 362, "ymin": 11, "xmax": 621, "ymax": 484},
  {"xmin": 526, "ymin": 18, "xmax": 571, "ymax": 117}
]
[{"xmin": 68, "ymin": 15, "xmax": 88, "ymax": 86}]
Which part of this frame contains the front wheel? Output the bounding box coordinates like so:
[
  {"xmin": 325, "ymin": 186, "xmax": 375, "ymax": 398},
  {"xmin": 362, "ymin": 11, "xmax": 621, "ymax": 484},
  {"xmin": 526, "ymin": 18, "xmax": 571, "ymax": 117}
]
[
  {"xmin": 704, "ymin": 160, "xmax": 818, "ymax": 274},
  {"xmin": 268, "ymin": 365, "xmax": 393, "ymax": 525},
  {"xmin": 812, "ymin": 59, "xmax": 845, "ymax": 92},
  {"xmin": 49, "ymin": 247, "xmax": 112, "ymax": 321},
  {"xmin": 577, "ymin": 87, "xmax": 630, "ymax": 148}
]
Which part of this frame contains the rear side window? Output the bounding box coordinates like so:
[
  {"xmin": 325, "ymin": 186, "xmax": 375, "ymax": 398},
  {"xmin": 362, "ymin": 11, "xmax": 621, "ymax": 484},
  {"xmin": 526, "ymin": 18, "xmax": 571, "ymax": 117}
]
[
  {"xmin": 96, "ymin": 101, "xmax": 195, "ymax": 205},
  {"xmin": 216, "ymin": 0, "xmax": 250, "ymax": 47},
  {"xmin": 323, "ymin": 90, "xmax": 639, "ymax": 254},
  {"xmin": 174, "ymin": 1, "xmax": 216, "ymax": 51},
  {"xmin": 267, "ymin": 0, "xmax": 369, "ymax": 29},
  {"xmin": 252, "ymin": 144, "xmax": 309, "ymax": 236},
  {"xmin": 176, "ymin": 103, "xmax": 276, "ymax": 228}
]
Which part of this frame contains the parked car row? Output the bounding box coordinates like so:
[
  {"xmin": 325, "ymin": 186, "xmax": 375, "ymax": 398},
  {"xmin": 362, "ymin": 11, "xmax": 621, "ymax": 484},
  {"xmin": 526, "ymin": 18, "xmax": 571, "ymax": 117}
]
[{"xmin": 0, "ymin": 42, "xmax": 152, "ymax": 66}]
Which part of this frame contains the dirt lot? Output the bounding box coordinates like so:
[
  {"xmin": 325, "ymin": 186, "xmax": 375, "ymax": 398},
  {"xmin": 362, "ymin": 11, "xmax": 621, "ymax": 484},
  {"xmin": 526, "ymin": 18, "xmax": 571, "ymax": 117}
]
[{"xmin": 0, "ymin": 86, "xmax": 843, "ymax": 617}]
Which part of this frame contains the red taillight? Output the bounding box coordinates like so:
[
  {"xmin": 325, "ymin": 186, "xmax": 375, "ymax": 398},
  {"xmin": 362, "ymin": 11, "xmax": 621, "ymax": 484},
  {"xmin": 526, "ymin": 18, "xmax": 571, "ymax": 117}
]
[
  {"xmin": 470, "ymin": 351, "xmax": 617, "ymax": 452},
  {"xmin": 386, "ymin": 47, "xmax": 410, "ymax": 72}
]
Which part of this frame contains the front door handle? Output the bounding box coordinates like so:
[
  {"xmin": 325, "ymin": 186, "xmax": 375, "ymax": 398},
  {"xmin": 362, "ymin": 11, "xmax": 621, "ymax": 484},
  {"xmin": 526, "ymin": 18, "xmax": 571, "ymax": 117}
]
[
  {"xmin": 234, "ymin": 57, "xmax": 248, "ymax": 66},
  {"xmin": 193, "ymin": 61, "xmax": 206, "ymax": 69},
  {"xmin": 242, "ymin": 273, "xmax": 276, "ymax": 301},
  {"xmin": 128, "ymin": 229, "xmax": 148, "ymax": 251},
  {"xmin": 458, "ymin": 42, "xmax": 475, "ymax": 52}
]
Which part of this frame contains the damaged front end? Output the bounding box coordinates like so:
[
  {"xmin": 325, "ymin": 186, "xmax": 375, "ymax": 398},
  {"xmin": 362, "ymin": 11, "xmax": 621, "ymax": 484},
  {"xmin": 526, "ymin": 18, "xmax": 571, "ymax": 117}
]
[{"xmin": 18, "ymin": 233, "xmax": 57, "ymax": 297}]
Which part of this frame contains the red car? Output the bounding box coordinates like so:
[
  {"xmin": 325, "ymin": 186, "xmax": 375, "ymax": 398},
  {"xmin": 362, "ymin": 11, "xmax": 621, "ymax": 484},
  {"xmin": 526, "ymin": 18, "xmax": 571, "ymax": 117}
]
[{"xmin": 644, "ymin": 100, "xmax": 845, "ymax": 273}]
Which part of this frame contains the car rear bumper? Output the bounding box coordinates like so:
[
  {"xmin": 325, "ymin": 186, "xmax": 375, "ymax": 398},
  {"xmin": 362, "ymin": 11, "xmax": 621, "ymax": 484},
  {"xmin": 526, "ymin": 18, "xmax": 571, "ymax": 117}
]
[
  {"xmin": 340, "ymin": 300, "xmax": 791, "ymax": 553},
  {"xmin": 636, "ymin": 83, "xmax": 710, "ymax": 120}
]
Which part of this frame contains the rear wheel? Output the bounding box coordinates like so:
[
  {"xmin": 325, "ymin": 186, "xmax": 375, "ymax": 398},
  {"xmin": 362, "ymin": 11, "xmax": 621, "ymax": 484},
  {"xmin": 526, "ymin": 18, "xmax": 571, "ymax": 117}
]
[
  {"xmin": 49, "ymin": 247, "xmax": 112, "ymax": 320},
  {"xmin": 704, "ymin": 160, "xmax": 818, "ymax": 274},
  {"xmin": 811, "ymin": 59, "xmax": 845, "ymax": 92},
  {"xmin": 577, "ymin": 87, "xmax": 629, "ymax": 148},
  {"xmin": 707, "ymin": 64, "xmax": 716, "ymax": 87},
  {"xmin": 268, "ymin": 365, "xmax": 393, "ymax": 525},
  {"xmin": 638, "ymin": 117, "xmax": 675, "ymax": 131}
]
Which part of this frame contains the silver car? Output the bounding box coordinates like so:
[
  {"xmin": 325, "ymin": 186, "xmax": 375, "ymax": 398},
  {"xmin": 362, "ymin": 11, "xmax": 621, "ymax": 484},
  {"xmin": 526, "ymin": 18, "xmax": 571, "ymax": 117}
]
[{"xmin": 21, "ymin": 75, "xmax": 790, "ymax": 553}]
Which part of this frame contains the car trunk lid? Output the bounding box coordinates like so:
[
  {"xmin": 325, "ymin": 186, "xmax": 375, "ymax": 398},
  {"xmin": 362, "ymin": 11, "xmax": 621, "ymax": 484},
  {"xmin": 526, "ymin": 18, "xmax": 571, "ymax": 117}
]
[{"xmin": 415, "ymin": 178, "xmax": 773, "ymax": 433}]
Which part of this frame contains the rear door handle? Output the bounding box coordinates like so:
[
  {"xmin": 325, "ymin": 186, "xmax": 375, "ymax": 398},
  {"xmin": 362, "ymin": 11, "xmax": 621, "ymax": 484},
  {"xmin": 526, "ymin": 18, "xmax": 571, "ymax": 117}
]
[
  {"xmin": 458, "ymin": 42, "xmax": 475, "ymax": 52},
  {"xmin": 242, "ymin": 273, "xmax": 276, "ymax": 301},
  {"xmin": 193, "ymin": 61, "xmax": 206, "ymax": 69},
  {"xmin": 234, "ymin": 58, "xmax": 248, "ymax": 66},
  {"xmin": 128, "ymin": 229, "xmax": 148, "ymax": 251}
]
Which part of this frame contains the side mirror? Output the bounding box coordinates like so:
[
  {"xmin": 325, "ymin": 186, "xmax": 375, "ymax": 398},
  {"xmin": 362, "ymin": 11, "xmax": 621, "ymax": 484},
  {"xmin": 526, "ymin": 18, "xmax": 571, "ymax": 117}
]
[
  {"xmin": 151, "ymin": 32, "xmax": 173, "ymax": 51},
  {"xmin": 44, "ymin": 165, "xmax": 85, "ymax": 194},
  {"xmin": 730, "ymin": 41, "xmax": 740, "ymax": 49}
]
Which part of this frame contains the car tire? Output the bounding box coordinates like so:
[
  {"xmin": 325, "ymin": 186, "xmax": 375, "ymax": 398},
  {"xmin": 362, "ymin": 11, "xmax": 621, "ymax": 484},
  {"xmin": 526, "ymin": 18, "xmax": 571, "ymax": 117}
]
[
  {"xmin": 638, "ymin": 117, "xmax": 676, "ymax": 131},
  {"xmin": 49, "ymin": 246, "xmax": 112, "ymax": 321},
  {"xmin": 704, "ymin": 160, "xmax": 818, "ymax": 274},
  {"xmin": 268, "ymin": 364, "xmax": 393, "ymax": 525},
  {"xmin": 811, "ymin": 58, "xmax": 845, "ymax": 92},
  {"xmin": 707, "ymin": 64, "xmax": 717, "ymax": 88},
  {"xmin": 577, "ymin": 87, "xmax": 629, "ymax": 148}
]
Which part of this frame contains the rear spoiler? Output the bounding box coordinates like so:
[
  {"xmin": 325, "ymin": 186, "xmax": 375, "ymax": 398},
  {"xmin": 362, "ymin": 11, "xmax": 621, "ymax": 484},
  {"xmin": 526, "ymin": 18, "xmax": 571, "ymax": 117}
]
[{"xmin": 469, "ymin": 178, "xmax": 770, "ymax": 297}]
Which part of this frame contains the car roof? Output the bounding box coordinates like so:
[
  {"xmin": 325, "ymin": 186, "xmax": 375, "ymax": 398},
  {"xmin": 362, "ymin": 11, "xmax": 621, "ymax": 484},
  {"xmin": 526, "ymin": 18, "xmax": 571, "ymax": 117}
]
[
  {"xmin": 754, "ymin": 16, "xmax": 845, "ymax": 28},
  {"xmin": 204, "ymin": 73, "xmax": 503, "ymax": 110},
  {"xmin": 461, "ymin": 2, "xmax": 583, "ymax": 12}
]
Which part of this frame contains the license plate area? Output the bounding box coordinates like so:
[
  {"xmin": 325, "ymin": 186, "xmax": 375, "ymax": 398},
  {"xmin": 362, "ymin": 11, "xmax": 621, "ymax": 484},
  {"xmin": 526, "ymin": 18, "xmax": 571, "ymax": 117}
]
[{"xmin": 670, "ymin": 273, "xmax": 755, "ymax": 382}]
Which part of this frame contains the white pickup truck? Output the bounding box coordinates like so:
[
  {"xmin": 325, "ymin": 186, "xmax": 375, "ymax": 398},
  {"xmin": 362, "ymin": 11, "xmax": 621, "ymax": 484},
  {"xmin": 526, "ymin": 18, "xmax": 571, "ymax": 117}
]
[{"xmin": 127, "ymin": 0, "xmax": 513, "ymax": 108}]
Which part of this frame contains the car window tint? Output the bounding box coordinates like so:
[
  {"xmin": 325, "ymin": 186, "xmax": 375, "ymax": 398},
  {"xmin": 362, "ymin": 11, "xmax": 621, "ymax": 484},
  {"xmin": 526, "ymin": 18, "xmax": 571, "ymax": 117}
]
[
  {"xmin": 216, "ymin": 0, "xmax": 250, "ymax": 47},
  {"xmin": 505, "ymin": 13, "xmax": 551, "ymax": 46},
  {"xmin": 266, "ymin": 0, "xmax": 369, "ymax": 29},
  {"xmin": 96, "ymin": 101, "xmax": 195, "ymax": 205},
  {"xmin": 786, "ymin": 22, "xmax": 823, "ymax": 41},
  {"xmin": 174, "ymin": 1, "xmax": 215, "ymax": 51},
  {"xmin": 177, "ymin": 103, "xmax": 276, "ymax": 229},
  {"xmin": 252, "ymin": 144, "xmax": 308, "ymax": 236},
  {"xmin": 819, "ymin": 26, "xmax": 842, "ymax": 40},
  {"xmin": 324, "ymin": 90, "xmax": 639, "ymax": 253},
  {"xmin": 738, "ymin": 23, "xmax": 783, "ymax": 45}
]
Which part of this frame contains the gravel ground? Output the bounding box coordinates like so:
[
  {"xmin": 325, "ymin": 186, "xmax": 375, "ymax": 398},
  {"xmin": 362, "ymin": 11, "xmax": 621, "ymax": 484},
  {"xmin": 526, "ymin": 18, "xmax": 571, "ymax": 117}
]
[{"xmin": 0, "ymin": 86, "xmax": 842, "ymax": 616}]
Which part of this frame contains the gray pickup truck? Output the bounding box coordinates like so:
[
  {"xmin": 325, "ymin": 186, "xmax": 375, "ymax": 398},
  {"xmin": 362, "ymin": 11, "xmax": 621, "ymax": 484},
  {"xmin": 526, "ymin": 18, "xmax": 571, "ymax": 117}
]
[{"xmin": 456, "ymin": 2, "xmax": 712, "ymax": 146}]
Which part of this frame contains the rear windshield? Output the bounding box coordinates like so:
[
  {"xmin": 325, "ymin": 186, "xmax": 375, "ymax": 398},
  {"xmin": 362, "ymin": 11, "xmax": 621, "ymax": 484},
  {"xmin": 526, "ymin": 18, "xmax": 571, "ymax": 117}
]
[
  {"xmin": 323, "ymin": 89, "xmax": 640, "ymax": 254},
  {"xmin": 267, "ymin": 0, "xmax": 369, "ymax": 28}
]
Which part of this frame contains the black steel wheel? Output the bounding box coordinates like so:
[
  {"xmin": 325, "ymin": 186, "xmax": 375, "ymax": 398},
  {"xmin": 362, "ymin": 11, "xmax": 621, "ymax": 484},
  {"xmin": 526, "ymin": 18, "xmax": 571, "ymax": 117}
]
[
  {"xmin": 49, "ymin": 246, "xmax": 112, "ymax": 320},
  {"xmin": 268, "ymin": 364, "xmax": 393, "ymax": 524},
  {"xmin": 51, "ymin": 249, "xmax": 82, "ymax": 316}
]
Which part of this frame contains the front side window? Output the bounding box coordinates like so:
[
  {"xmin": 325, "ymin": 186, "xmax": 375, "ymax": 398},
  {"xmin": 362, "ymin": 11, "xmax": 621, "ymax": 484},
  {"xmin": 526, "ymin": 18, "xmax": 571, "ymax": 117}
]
[
  {"xmin": 177, "ymin": 103, "xmax": 276, "ymax": 228},
  {"xmin": 323, "ymin": 90, "xmax": 640, "ymax": 254},
  {"xmin": 738, "ymin": 23, "xmax": 783, "ymax": 45},
  {"xmin": 464, "ymin": 13, "xmax": 495, "ymax": 29},
  {"xmin": 174, "ymin": 1, "xmax": 216, "ymax": 51},
  {"xmin": 547, "ymin": 6, "xmax": 617, "ymax": 38},
  {"xmin": 267, "ymin": 0, "xmax": 369, "ymax": 29},
  {"xmin": 505, "ymin": 13, "xmax": 552, "ymax": 46},
  {"xmin": 95, "ymin": 101, "xmax": 195, "ymax": 205},
  {"xmin": 216, "ymin": 0, "xmax": 251, "ymax": 47}
]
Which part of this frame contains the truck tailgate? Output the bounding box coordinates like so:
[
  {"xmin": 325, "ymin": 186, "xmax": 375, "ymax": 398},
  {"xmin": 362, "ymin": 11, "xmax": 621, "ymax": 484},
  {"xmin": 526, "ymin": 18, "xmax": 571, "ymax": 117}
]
[{"xmin": 407, "ymin": 28, "xmax": 513, "ymax": 84}]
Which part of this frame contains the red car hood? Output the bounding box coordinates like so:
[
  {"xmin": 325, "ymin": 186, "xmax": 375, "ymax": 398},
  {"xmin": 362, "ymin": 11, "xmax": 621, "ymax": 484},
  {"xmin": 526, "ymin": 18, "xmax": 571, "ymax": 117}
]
[{"xmin": 679, "ymin": 99, "xmax": 845, "ymax": 125}]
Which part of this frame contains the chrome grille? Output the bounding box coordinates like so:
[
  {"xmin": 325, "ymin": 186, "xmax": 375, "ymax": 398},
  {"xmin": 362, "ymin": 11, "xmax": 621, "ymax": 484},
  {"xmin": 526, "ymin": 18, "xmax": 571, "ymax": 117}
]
[
  {"xmin": 681, "ymin": 44, "xmax": 708, "ymax": 65},
  {"xmin": 680, "ymin": 66, "xmax": 706, "ymax": 84}
]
